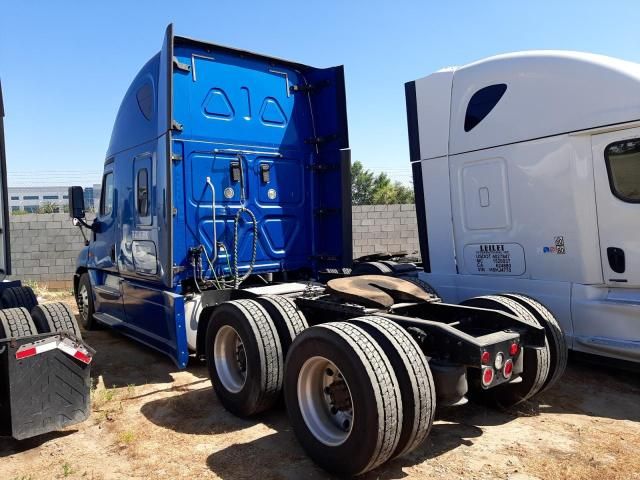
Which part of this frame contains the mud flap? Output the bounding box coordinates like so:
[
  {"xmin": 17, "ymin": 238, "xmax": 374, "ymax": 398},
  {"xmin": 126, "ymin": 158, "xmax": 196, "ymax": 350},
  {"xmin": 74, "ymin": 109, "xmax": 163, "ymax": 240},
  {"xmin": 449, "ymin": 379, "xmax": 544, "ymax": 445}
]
[{"xmin": 0, "ymin": 334, "xmax": 93, "ymax": 440}]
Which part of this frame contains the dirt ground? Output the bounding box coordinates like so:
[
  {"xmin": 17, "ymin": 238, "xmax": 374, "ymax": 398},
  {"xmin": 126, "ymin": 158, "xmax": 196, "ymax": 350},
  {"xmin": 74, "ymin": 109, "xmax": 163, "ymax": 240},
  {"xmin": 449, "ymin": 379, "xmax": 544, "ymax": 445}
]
[{"xmin": 1, "ymin": 294, "xmax": 639, "ymax": 480}]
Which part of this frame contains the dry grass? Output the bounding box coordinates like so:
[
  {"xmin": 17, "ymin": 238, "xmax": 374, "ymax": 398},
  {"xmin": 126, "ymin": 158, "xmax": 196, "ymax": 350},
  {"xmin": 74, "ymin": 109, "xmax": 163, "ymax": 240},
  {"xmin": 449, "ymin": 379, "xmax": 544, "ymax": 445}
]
[
  {"xmin": 25, "ymin": 280, "xmax": 74, "ymax": 301},
  {"xmin": 117, "ymin": 430, "xmax": 137, "ymax": 445}
]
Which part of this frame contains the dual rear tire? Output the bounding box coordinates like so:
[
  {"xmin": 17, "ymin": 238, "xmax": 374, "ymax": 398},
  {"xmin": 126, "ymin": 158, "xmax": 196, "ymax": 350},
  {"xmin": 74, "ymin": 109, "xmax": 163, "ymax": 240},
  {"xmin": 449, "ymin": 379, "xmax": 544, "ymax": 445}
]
[
  {"xmin": 205, "ymin": 296, "xmax": 435, "ymax": 476},
  {"xmin": 462, "ymin": 294, "xmax": 567, "ymax": 408},
  {"xmin": 0, "ymin": 302, "xmax": 81, "ymax": 341},
  {"xmin": 205, "ymin": 296, "xmax": 310, "ymax": 417},
  {"xmin": 285, "ymin": 317, "xmax": 436, "ymax": 475}
]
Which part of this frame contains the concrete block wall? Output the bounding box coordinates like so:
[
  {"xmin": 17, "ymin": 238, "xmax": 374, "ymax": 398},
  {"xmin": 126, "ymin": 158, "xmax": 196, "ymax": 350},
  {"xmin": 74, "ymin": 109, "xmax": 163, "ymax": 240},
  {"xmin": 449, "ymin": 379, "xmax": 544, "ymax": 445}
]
[
  {"xmin": 8, "ymin": 213, "xmax": 95, "ymax": 289},
  {"xmin": 352, "ymin": 204, "xmax": 419, "ymax": 259},
  {"xmin": 5, "ymin": 206, "xmax": 419, "ymax": 288}
]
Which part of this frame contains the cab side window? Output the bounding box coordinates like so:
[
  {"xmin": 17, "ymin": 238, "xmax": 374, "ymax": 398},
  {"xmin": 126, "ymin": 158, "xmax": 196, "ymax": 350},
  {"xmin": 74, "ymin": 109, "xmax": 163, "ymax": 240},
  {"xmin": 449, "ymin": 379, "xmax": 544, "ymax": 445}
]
[
  {"xmin": 137, "ymin": 168, "xmax": 149, "ymax": 217},
  {"xmin": 464, "ymin": 84, "xmax": 507, "ymax": 132},
  {"xmin": 605, "ymin": 139, "xmax": 640, "ymax": 203},
  {"xmin": 100, "ymin": 172, "xmax": 115, "ymax": 216}
]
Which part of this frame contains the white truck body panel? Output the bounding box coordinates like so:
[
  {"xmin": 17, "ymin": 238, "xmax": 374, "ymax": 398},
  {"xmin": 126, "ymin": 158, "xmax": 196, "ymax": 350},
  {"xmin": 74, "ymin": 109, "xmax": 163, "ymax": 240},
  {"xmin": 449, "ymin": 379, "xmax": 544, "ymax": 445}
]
[
  {"xmin": 414, "ymin": 70, "xmax": 453, "ymax": 160},
  {"xmin": 448, "ymin": 51, "xmax": 640, "ymax": 154},
  {"xmin": 407, "ymin": 51, "xmax": 640, "ymax": 363}
]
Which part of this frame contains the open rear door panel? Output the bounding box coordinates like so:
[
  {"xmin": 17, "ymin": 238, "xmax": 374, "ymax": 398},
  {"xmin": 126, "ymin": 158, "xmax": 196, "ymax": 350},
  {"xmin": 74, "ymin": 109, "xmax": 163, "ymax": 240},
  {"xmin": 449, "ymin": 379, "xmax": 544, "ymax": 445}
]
[
  {"xmin": 305, "ymin": 66, "xmax": 352, "ymax": 271},
  {"xmin": 168, "ymin": 32, "xmax": 352, "ymax": 282}
]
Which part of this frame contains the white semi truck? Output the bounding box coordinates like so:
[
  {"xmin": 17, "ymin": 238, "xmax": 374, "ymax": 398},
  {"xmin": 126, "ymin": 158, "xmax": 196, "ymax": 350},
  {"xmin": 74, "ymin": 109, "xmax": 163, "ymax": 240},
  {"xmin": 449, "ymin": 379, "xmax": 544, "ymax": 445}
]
[{"xmin": 405, "ymin": 51, "xmax": 640, "ymax": 363}]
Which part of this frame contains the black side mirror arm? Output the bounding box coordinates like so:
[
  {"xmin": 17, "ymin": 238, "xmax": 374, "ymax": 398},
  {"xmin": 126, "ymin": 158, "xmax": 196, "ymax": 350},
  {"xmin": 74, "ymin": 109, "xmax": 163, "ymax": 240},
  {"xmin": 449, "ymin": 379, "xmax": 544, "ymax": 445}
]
[{"xmin": 74, "ymin": 217, "xmax": 95, "ymax": 231}]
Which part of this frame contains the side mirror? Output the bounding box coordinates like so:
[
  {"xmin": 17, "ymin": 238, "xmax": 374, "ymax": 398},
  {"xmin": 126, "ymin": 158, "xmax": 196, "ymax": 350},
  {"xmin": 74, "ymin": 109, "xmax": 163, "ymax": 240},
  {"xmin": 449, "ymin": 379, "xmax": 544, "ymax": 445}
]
[{"xmin": 68, "ymin": 186, "xmax": 86, "ymax": 219}]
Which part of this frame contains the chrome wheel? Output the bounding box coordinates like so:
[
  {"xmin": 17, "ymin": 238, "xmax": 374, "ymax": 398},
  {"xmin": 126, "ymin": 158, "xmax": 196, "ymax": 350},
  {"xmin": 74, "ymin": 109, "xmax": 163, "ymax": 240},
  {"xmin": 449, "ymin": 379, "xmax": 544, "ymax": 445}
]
[
  {"xmin": 298, "ymin": 356, "xmax": 354, "ymax": 446},
  {"xmin": 214, "ymin": 325, "xmax": 247, "ymax": 393},
  {"xmin": 77, "ymin": 284, "xmax": 89, "ymax": 322}
]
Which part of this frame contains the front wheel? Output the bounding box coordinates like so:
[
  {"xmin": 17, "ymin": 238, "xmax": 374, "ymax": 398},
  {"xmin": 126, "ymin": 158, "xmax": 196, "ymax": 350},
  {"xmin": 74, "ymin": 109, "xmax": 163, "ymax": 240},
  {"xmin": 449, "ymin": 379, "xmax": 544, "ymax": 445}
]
[
  {"xmin": 76, "ymin": 273, "xmax": 97, "ymax": 330},
  {"xmin": 284, "ymin": 322, "xmax": 402, "ymax": 476}
]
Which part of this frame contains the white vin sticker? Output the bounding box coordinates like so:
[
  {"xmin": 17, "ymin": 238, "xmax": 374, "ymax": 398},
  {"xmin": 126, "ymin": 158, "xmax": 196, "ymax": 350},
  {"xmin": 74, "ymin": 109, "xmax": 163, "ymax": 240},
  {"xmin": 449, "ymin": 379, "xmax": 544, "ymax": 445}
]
[{"xmin": 463, "ymin": 243, "xmax": 526, "ymax": 276}]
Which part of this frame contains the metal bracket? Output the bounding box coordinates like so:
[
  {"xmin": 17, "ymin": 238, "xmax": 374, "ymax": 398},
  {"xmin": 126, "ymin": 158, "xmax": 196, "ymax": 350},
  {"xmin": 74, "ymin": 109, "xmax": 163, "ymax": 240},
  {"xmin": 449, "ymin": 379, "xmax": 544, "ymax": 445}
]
[
  {"xmin": 171, "ymin": 120, "xmax": 183, "ymax": 132},
  {"xmin": 290, "ymin": 80, "xmax": 330, "ymax": 94},
  {"xmin": 173, "ymin": 57, "xmax": 192, "ymax": 73},
  {"xmin": 171, "ymin": 153, "xmax": 183, "ymax": 163},
  {"xmin": 305, "ymin": 134, "xmax": 338, "ymax": 145}
]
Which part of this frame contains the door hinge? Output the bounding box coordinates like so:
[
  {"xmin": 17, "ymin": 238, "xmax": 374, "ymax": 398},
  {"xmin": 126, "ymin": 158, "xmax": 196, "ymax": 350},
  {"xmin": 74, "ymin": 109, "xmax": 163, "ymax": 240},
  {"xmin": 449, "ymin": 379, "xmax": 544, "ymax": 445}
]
[
  {"xmin": 290, "ymin": 80, "xmax": 330, "ymax": 94},
  {"xmin": 172, "ymin": 207, "xmax": 178, "ymax": 216},
  {"xmin": 305, "ymin": 134, "xmax": 338, "ymax": 145},
  {"xmin": 171, "ymin": 153, "xmax": 183, "ymax": 163},
  {"xmin": 173, "ymin": 57, "xmax": 192, "ymax": 73},
  {"xmin": 171, "ymin": 120, "xmax": 183, "ymax": 132}
]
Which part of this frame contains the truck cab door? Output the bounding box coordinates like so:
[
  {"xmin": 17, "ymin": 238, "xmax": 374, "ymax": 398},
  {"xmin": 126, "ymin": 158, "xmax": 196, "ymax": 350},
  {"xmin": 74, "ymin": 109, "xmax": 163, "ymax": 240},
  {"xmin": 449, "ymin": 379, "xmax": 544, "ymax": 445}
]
[
  {"xmin": 592, "ymin": 128, "xmax": 640, "ymax": 287},
  {"xmin": 89, "ymin": 164, "xmax": 125, "ymax": 322}
]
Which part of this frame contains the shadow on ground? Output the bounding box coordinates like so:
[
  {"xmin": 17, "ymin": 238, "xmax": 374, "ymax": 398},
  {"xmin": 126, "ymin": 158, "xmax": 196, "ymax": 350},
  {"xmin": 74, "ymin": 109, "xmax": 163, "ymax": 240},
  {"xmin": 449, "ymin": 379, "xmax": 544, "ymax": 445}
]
[
  {"xmin": 140, "ymin": 353, "xmax": 640, "ymax": 479},
  {"xmin": 0, "ymin": 430, "xmax": 76, "ymax": 458},
  {"xmin": 82, "ymin": 328, "xmax": 208, "ymax": 388},
  {"xmin": 141, "ymin": 384, "xmax": 485, "ymax": 479}
]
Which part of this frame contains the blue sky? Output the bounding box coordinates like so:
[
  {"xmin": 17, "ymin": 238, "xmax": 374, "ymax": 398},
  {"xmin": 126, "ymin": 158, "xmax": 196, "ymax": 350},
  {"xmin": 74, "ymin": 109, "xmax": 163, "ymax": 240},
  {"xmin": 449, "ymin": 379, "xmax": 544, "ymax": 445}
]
[{"xmin": 2, "ymin": 1, "xmax": 640, "ymax": 187}]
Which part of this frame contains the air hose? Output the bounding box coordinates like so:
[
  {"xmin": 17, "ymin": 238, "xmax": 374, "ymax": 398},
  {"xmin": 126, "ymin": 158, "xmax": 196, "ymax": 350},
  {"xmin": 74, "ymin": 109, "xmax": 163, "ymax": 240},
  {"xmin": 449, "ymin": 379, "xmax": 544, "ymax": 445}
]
[
  {"xmin": 233, "ymin": 206, "xmax": 258, "ymax": 288},
  {"xmin": 200, "ymin": 153, "xmax": 259, "ymax": 289}
]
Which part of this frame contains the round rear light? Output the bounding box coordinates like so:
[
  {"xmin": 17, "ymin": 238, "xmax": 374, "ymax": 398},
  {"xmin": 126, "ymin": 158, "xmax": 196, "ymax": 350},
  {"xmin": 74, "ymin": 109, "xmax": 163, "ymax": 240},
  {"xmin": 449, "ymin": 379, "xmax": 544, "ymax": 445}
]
[
  {"xmin": 509, "ymin": 343, "xmax": 520, "ymax": 356},
  {"xmin": 481, "ymin": 351, "xmax": 491, "ymax": 365},
  {"xmin": 503, "ymin": 359, "xmax": 514, "ymax": 378},
  {"xmin": 482, "ymin": 367, "xmax": 494, "ymax": 386},
  {"xmin": 494, "ymin": 352, "xmax": 504, "ymax": 370}
]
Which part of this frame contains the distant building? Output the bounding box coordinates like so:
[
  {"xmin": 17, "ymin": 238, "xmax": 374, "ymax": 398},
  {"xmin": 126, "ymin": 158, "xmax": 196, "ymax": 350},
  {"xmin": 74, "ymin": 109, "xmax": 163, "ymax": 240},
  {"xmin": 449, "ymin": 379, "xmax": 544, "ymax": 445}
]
[
  {"xmin": 8, "ymin": 186, "xmax": 98, "ymax": 213},
  {"xmin": 91, "ymin": 183, "xmax": 101, "ymax": 211}
]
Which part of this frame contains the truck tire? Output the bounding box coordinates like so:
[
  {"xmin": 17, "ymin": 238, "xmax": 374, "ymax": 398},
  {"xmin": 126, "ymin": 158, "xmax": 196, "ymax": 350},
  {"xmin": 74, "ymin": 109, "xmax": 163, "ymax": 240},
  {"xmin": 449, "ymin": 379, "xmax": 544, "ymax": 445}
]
[
  {"xmin": 352, "ymin": 261, "xmax": 393, "ymax": 275},
  {"xmin": 461, "ymin": 295, "xmax": 550, "ymax": 408},
  {"xmin": 205, "ymin": 299, "xmax": 283, "ymax": 417},
  {"xmin": 501, "ymin": 293, "xmax": 567, "ymax": 393},
  {"xmin": 31, "ymin": 302, "xmax": 82, "ymax": 340},
  {"xmin": 0, "ymin": 286, "xmax": 38, "ymax": 311},
  {"xmin": 349, "ymin": 316, "xmax": 435, "ymax": 458},
  {"xmin": 402, "ymin": 278, "xmax": 441, "ymax": 301},
  {"xmin": 76, "ymin": 273, "xmax": 97, "ymax": 330},
  {"xmin": 284, "ymin": 322, "xmax": 402, "ymax": 475},
  {"xmin": 254, "ymin": 295, "xmax": 308, "ymax": 356},
  {"xmin": 0, "ymin": 307, "xmax": 37, "ymax": 339}
]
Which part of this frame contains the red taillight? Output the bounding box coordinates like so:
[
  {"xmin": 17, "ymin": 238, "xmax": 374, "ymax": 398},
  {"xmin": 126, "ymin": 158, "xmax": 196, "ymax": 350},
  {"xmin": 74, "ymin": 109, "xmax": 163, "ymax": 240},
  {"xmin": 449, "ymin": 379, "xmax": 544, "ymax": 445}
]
[
  {"xmin": 74, "ymin": 350, "xmax": 92, "ymax": 364},
  {"xmin": 15, "ymin": 347, "xmax": 37, "ymax": 360},
  {"xmin": 481, "ymin": 351, "xmax": 491, "ymax": 365},
  {"xmin": 503, "ymin": 359, "xmax": 514, "ymax": 378},
  {"xmin": 482, "ymin": 367, "xmax": 494, "ymax": 386},
  {"xmin": 509, "ymin": 343, "xmax": 520, "ymax": 356}
]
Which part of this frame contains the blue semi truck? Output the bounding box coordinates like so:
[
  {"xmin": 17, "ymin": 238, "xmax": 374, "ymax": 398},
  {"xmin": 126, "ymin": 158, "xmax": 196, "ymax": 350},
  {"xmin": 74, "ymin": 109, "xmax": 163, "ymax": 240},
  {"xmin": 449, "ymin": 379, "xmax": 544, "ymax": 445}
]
[{"xmin": 69, "ymin": 25, "xmax": 567, "ymax": 475}]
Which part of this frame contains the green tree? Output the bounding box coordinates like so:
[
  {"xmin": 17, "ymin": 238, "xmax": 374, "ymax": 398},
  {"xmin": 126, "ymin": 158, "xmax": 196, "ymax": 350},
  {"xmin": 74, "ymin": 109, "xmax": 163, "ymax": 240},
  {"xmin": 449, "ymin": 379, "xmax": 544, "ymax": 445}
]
[
  {"xmin": 37, "ymin": 202, "xmax": 59, "ymax": 214},
  {"xmin": 351, "ymin": 161, "xmax": 414, "ymax": 205}
]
